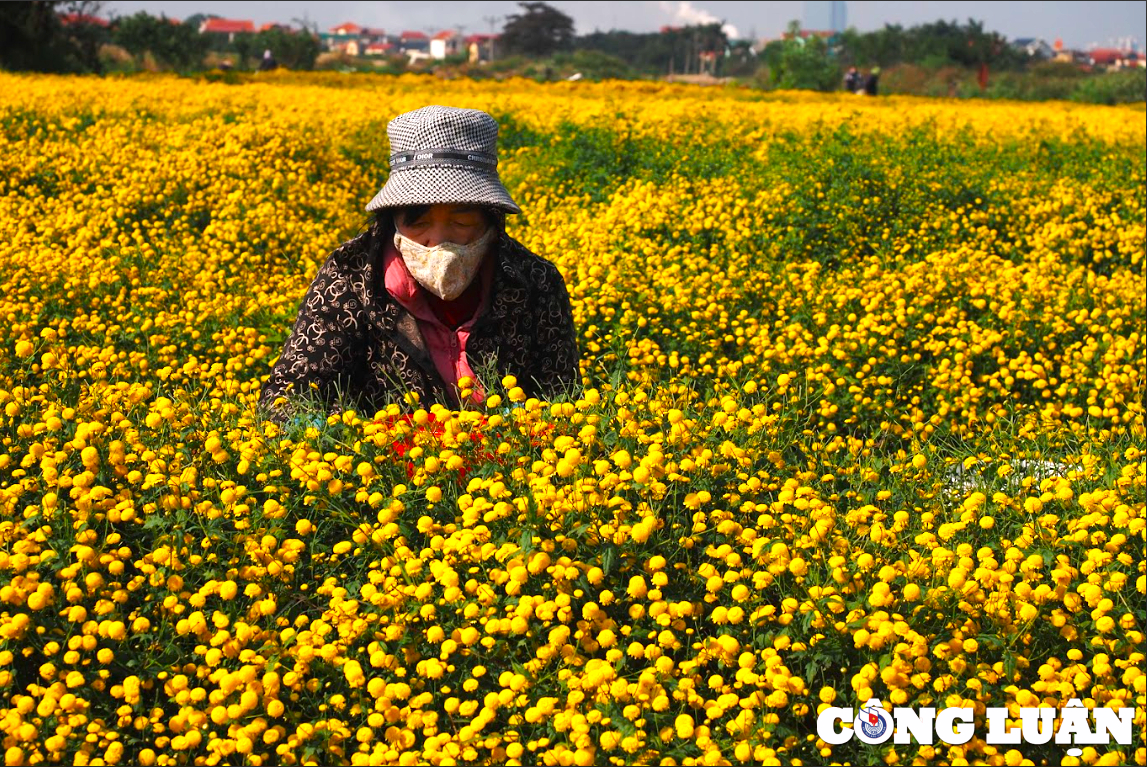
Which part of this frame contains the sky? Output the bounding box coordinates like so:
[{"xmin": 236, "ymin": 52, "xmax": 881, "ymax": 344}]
[{"xmin": 99, "ymin": 1, "xmax": 1146, "ymax": 51}]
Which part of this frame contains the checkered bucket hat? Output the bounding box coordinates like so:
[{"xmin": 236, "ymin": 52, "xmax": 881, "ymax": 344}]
[{"xmin": 365, "ymin": 105, "xmax": 521, "ymax": 215}]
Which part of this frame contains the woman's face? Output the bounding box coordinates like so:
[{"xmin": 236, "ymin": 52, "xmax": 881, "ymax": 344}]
[{"xmin": 396, "ymin": 204, "xmax": 488, "ymax": 247}]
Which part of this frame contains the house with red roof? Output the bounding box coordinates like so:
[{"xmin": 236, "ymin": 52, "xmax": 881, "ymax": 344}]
[
  {"xmin": 328, "ymin": 38, "xmax": 361, "ymax": 56},
  {"xmin": 1088, "ymin": 48, "xmax": 1143, "ymax": 69},
  {"xmin": 399, "ymin": 30, "xmax": 430, "ymax": 57},
  {"xmin": 464, "ymin": 34, "xmax": 497, "ymax": 63},
  {"xmin": 430, "ymin": 30, "xmax": 462, "ymax": 59},
  {"xmin": 364, "ymin": 42, "xmax": 393, "ymax": 57},
  {"xmin": 318, "ymin": 22, "xmax": 390, "ymax": 53},
  {"xmin": 199, "ymin": 18, "xmax": 255, "ymax": 42},
  {"xmin": 59, "ymin": 13, "xmax": 109, "ymax": 27}
]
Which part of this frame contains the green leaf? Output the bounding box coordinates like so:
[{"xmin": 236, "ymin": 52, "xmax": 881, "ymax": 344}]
[{"xmin": 602, "ymin": 545, "xmax": 617, "ymax": 576}]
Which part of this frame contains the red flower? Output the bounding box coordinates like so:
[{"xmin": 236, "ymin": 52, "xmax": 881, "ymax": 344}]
[{"xmin": 373, "ymin": 411, "xmax": 558, "ymax": 485}]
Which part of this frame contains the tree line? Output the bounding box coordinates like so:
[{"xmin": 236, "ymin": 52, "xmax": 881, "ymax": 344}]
[
  {"xmin": 3, "ymin": 0, "xmax": 1142, "ymax": 104},
  {"xmin": 491, "ymin": 4, "xmax": 1143, "ymax": 103},
  {"xmin": 0, "ymin": 0, "xmax": 320, "ymax": 74},
  {"xmin": 496, "ymin": 3, "xmax": 1028, "ymax": 85}
]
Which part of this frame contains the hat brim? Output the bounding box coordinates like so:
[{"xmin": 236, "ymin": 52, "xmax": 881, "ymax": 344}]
[{"xmin": 365, "ymin": 166, "xmax": 521, "ymax": 214}]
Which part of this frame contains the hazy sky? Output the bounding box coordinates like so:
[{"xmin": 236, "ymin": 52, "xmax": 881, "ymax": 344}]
[{"xmin": 100, "ymin": 1, "xmax": 1146, "ymax": 50}]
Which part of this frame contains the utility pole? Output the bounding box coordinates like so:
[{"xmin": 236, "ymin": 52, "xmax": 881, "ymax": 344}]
[
  {"xmin": 483, "ymin": 15, "xmax": 500, "ymax": 60},
  {"xmin": 452, "ymin": 24, "xmax": 465, "ymax": 57},
  {"xmin": 291, "ymin": 11, "xmax": 318, "ymax": 36}
]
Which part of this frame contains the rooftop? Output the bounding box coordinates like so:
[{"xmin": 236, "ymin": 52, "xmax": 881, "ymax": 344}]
[
  {"xmin": 59, "ymin": 13, "xmax": 109, "ymax": 27},
  {"xmin": 200, "ymin": 18, "xmax": 256, "ymax": 34}
]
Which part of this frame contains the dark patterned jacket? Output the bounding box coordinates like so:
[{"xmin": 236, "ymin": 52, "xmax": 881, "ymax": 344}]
[{"xmin": 258, "ymin": 223, "xmax": 580, "ymax": 422}]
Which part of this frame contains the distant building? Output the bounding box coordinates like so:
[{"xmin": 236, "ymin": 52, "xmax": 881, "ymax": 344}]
[
  {"xmin": 330, "ymin": 22, "xmax": 362, "ymax": 36},
  {"xmin": 363, "ymin": 42, "xmax": 393, "ymax": 57},
  {"xmin": 320, "ymin": 29, "xmax": 362, "ymax": 55},
  {"xmin": 59, "ymin": 13, "xmax": 109, "ymax": 27},
  {"xmin": 1054, "ymin": 48, "xmax": 1090, "ymax": 65},
  {"xmin": 804, "ymin": 1, "xmax": 846, "ymax": 35},
  {"xmin": 1012, "ymin": 38, "xmax": 1055, "ymax": 59},
  {"xmin": 430, "ymin": 31, "xmax": 462, "ymax": 60},
  {"xmin": 399, "ymin": 30, "xmax": 430, "ymax": 51},
  {"xmin": 1088, "ymin": 48, "xmax": 1143, "ymax": 69},
  {"xmin": 465, "ymin": 34, "xmax": 497, "ymax": 63},
  {"xmin": 698, "ymin": 50, "xmax": 718, "ymax": 75},
  {"xmin": 327, "ymin": 38, "xmax": 361, "ymax": 56},
  {"xmin": 199, "ymin": 18, "xmax": 255, "ymax": 42},
  {"xmin": 782, "ymin": 29, "xmax": 837, "ymax": 42}
]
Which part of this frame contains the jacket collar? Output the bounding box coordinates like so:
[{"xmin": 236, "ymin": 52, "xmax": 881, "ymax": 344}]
[{"xmin": 490, "ymin": 231, "xmax": 532, "ymax": 291}]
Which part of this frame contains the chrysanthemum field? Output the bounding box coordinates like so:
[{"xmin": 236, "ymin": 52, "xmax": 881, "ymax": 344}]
[{"xmin": 0, "ymin": 72, "xmax": 1143, "ymax": 766}]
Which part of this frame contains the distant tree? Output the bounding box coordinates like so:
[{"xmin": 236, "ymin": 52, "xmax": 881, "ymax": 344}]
[
  {"xmin": 59, "ymin": 0, "xmax": 107, "ymax": 72},
  {"xmin": 575, "ymin": 23, "xmax": 727, "ymax": 77},
  {"xmin": 767, "ymin": 21, "xmax": 839, "ymax": 92},
  {"xmin": 255, "ymin": 26, "xmax": 321, "ymax": 70},
  {"xmin": 222, "ymin": 32, "xmax": 257, "ymax": 69},
  {"xmin": 837, "ymin": 18, "xmax": 1024, "ymax": 71},
  {"xmin": 500, "ymin": 2, "xmax": 574, "ymax": 58},
  {"xmin": 547, "ymin": 49, "xmax": 633, "ymax": 80},
  {"xmin": 184, "ymin": 13, "xmax": 218, "ymax": 32},
  {"xmin": 290, "ymin": 16, "xmax": 320, "ymax": 37},
  {"xmin": 865, "ymin": 23, "xmax": 907, "ymax": 68},
  {"xmin": 724, "ymin": 39, "xmax": 758, "ymax": 78},
  {"xmin": 576, "ymin": 29, "xmax": 672, "ymax": 74},
  {"xmin": 758, "ymin": 38, "xmax": 786, "ymax": 75},
  {"xmin": 112, "ymin": 12, "xmax": 206, "ymax": 70},
  {"xmin": 0, "ymin": 0, "xmax": 108, "ymax": 73}
]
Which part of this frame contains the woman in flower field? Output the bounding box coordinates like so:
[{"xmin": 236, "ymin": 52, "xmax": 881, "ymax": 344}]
[
  {"xmin": 259, "ymin": 105, "xmax": 580, "ymax": 422},
  {"xmin": 1, "ymin": 73, "xmax": 1143, "ymax": 767}
]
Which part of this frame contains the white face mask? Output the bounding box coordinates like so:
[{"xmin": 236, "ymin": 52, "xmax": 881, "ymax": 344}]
[{"xmin": 394, "ymin": 226, "xmax": 496, "ymax": 301}]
